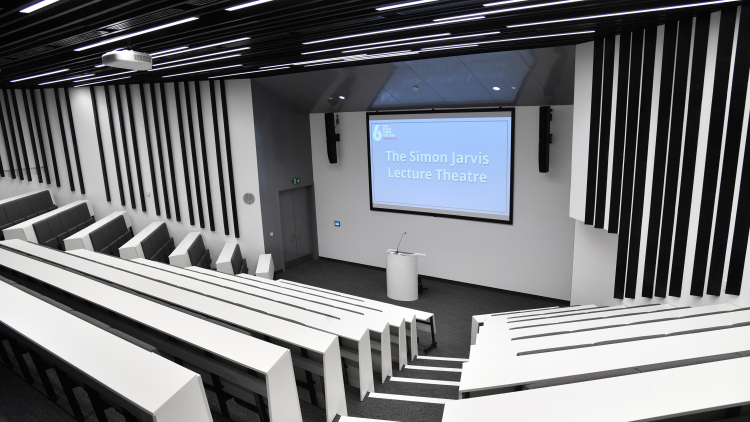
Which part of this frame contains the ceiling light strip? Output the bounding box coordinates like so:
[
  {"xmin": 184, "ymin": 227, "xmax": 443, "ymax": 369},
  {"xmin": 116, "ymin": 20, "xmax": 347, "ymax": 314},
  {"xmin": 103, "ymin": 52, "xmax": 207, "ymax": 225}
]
[
  {"xmin": 376, "ymin": 0, "xmax": 438, "ymax": 11},
  {"xmin": 209, "ymin": 67, "xmax": 291, "ymax": 78},
  {"xmin": 10, "ymin": 68, "xmax": 69, "ymax": 82},
  {"xmin": 74, "ymin": 70, "xmax": 136, "ymax": 83},
  {"xmin": 162, "ymin": 64, "xmax": 243, "ymax": 78},
  {"xmin": 74, "ymin": 17, "xmax": 199, "ymax": 51},
  {"xmin": 304, "ymin": 51, "xmax": 420, "ymax": 67},
  {"xmin": 74, "ymin": 76, "xmax": 131, "ymax": 87},
  {"xmin": 302, "ymin": 33, "xmax": 450, "ymax": 55},
  {"xmin": 484, "ymin": 0, "xmax": 528, "ymax": 6},
  {"xmin": 154, "ymin": 47, "xmax": 249, "ymax": 66},
  {"xmin": 343, "ymin": 31, "xmax": 500, "ymax": 53},
  {"xmin": 421, "ymin": 43, "xmax": 479, "ymax": 51},
  {"xmin": 150, "ymin": 37, "xmax": 250, "ymax": 59},
  {"xmin": 39, "ymin": 75, "xmax": 94, "ymax": 85},
  {"xmin": 226, "ymin": 0, "xmax": 273, "ymax": 11},
  {"xmin": 435, "ymin": 0, "xmax": 584, "ymax": 21},
  {"xmin": 19, "ymin": 0, "xmax": 60, "ymax": 13},
  {"xmin": 507, "ymin": 0, "xmax": 740, "ymax": 28},
  {"xmin": 419, "ymin": 30, "xmax": 594, "ymax": 51},
  {"xmin": 151, "ymin": 46, "xmax": 188, "ymax": 56},
  {"xmin": 303, "ymin": 16, "xmax": 485, "ymax": 44},
  {"xmin": 149, "ymin": 54, "xmax": 242, "ymax": 71}
]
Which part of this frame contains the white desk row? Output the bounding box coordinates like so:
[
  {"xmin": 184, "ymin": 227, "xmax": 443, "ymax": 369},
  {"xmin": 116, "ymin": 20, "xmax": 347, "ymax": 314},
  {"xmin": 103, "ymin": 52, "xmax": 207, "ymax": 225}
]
[
  {"xmin": 445, "ymin": 357, "xmax": 750, "ymax": 421},
  {"xmin": 475, "ymin": 303, "xmax": 738, "ymax": 344},
  {"xmin": 63, "ymin": 211, "xmax": 131, "ymax": 252},
  {"xmin": 2, "ymin": 200, "xmax": 93, "ymax": 243},
  {"xmin": 0, "ymin": 240, "xmax": 304, "ymax": 422},
  {"xmin": 0, "ymin": 281, "xmax": 212, "ymax": 422},
  {"xmin": 471, "ymin": 306, "xmax": 571, "ymax": 345},
  {"xmin": 482, "ymin": 304, "xmax": 660, "ymax": 331}
]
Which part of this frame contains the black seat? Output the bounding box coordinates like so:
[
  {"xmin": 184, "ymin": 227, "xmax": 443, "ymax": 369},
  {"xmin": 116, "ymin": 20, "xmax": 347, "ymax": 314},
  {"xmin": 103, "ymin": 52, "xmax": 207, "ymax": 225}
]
[
  {"xmin": 4, "ymin": 201, "xmax": 22, "ymax": 224},
  {"xmin": 33, "ymin": 220, "xmax": 53, "ymax": 244},
  {"xmin": 16, "ymin": 197, "xmax": 33, "ymax": 219}
]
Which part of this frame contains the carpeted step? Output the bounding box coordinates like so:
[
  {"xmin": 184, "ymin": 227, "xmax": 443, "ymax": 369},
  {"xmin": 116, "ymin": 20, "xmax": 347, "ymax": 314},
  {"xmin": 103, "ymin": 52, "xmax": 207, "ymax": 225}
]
[
  {"xmin": 392, "ymin": 365, "xmax": 461, "ymax": 382},
  {"xmin": 375, "ymin": 378, "xmax": 458, "ymax": 400},
  {"xmin": 407, "ymin": 358, "xmax": 464, "ymax": 369}
]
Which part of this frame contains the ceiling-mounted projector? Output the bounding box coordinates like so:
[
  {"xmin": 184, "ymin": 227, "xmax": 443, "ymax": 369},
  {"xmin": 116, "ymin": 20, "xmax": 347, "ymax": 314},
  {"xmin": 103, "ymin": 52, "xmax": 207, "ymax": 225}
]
[{"xmin": 102, "ymin": 49, "xmax": 152, "ymax": 70}]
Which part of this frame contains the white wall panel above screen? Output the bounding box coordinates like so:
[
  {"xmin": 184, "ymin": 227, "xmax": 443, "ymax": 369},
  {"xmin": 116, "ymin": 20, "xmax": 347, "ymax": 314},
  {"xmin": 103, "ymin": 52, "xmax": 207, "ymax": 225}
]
[{"xmin": 367, "ymin": 110, "xmax": 514, "ymax": 223}]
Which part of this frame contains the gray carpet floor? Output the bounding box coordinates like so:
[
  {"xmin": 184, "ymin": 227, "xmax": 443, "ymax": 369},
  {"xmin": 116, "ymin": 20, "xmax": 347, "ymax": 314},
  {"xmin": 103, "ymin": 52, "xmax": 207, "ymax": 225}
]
[{"xmin": 0, "ymin": 257, "xmax": 565, "ymax": 422}]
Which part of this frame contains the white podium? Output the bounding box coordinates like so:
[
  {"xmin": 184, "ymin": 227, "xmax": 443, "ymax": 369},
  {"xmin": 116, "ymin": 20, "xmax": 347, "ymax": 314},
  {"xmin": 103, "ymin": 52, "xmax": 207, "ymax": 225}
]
[{"xmin": 386, "ymin": 249, "xmax": 426, "ymax": 301}]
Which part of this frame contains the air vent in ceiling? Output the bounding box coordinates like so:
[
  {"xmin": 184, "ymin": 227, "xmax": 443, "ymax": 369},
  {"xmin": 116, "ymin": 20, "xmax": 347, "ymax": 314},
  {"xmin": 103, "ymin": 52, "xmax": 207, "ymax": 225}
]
[
  {"xmin": 49, "ymin": 30, "xmax": 111, "ymax": 47},
  {"xmin": 7, "ymin": 46, "xmax": 56, "ymax": 60},
  {"xmin": 105, "ymin": 9, "xmax": 184, "ymax": 31}
]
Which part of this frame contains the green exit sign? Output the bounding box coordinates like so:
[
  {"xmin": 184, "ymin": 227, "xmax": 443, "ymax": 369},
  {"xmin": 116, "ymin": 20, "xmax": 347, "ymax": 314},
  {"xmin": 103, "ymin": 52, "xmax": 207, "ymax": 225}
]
[{"xmin": 292, "ymin": 178, "xmax": 301, "ymax": 185}]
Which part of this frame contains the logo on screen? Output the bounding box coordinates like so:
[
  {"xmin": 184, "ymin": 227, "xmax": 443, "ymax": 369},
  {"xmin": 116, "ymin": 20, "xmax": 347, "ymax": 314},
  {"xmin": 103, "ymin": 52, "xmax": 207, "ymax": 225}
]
[{"xmin": 372, "ymin": 125, "xmax": 382, "ymax": 141}]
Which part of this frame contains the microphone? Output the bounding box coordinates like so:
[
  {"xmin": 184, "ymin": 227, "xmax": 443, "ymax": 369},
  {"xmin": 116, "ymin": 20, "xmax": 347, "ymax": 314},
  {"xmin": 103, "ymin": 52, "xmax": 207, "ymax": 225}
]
[{"xmin": 396, "ymin": 232, "xmax": 406, "ymax": 254}]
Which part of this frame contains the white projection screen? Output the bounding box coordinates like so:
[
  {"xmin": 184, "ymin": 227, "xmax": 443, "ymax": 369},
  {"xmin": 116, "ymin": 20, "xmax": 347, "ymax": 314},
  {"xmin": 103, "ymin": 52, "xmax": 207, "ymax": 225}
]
[{"xmin": 367, "ymin": 109, "xmax": 515, "ymax": 223}]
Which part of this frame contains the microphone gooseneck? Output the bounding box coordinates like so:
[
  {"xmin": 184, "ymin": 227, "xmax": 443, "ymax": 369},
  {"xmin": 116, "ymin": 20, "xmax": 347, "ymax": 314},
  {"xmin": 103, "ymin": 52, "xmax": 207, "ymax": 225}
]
[{"xmin": 396, "ymin": 232, "xmax": 406, "ymax": 254}]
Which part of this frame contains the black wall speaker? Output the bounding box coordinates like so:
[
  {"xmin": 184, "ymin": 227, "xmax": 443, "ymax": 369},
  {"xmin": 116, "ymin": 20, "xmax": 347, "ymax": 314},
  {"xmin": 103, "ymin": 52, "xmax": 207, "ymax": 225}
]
[
  {"xmin": 539, "ymin": 106, "xmax": 552, "ymax": 173},
  {"xmin": 325, "ymin": 113, "xmax": 339, "ymax": 164}
]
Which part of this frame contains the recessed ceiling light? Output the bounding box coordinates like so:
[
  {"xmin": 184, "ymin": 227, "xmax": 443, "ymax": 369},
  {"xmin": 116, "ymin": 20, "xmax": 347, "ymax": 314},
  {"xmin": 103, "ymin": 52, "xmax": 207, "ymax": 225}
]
[
  {"xmin": 162, "ymin": 64, "xmax": 243, "ymax": 78},
  {"xmin": 343, "ymin": 31, "xmax": 499, "ymax": 53},
  {"xmin": 39, "ymin": 74, "xmax": 95, "ymax": 85},
  {"xmin": 226, "ymin": 0, "xmax": 273, "ymax": 11},
  {"xmin": 73, "ymin": 70, "xmax": 137, "ymax": 83},
  {"xmin": 209, "ymin": 66, "xmax": 291, "ymax": 78},
  {"xmin": 151, "ymin": 46, "xmax": 188, "ymax": 56},
  {"xmin": 19, "ymin": 0, "xmax": 60, "ymax": 13},
  {"xmin": 74, "ymin": 17, "xmax": 199, "ymax": 51},
  {"xmin": 153, "ymin": 47, "xmax": 249, "ymax": 66},
  {"xmin": 303, "ymin": 33, "xmax": 449, "ymax": 55},
  {"xmin": 10, "ymin": 68, "xmax": 69, "ymax": 82},
  {"xmin": 512, "ymin": 86, "xmax": 516, "ymax": 89},
  {"xmin": 151, "ymin": 37, "xmax": 250, "ymax": 58},
  {"xmin": 339, "ymin": 95, "xmax": 346, "ymax": 99},
  {"xmin": 149, "ymin": 54, "xmax": 242, "ymax": 71},
  {"xmin": 74, "ymin": 76, "xmax": 131, "ymax": 87},
  {"xmin": 303, "ymin": 16, "xmax": 485, "ymax": 44},
  {"xmin": 434, "ymin": 0, "xmax": 584, "ymax": 22},
  {"xmin": 484, "ymin": 0, "xmax": 528, "ymax": 6},
  {"xmin": 507, "ymin": 0, "xmax": 740, "ymax": 28},
  {"xmin": 492, "ymin": 86, "xmax": 500, "ymax": 90},
  {"xmin": 94, "ymin": 64, "xmax": 105, "ymax": 68},
  {"xmin": 376, "ymin": 0, "xmax": 438, "ymax": 11}
]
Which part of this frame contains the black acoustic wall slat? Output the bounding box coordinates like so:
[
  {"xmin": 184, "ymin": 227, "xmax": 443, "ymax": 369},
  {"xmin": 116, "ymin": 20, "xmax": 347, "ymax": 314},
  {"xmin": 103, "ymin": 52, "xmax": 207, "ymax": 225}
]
[
  {"xmin": 608, "ymin": 32, "xmax": 632, "ymax": 234},
  {"xmin": 104, "ymin": 86, "xmax": 125, "ymax": 206},
  {"xmin": 64, "ymin": 88, "xmax": 85, "ymax": 194},
  {"xmin": 194, "ymin": 82, "xmax": 215, "ymax": 231},
  {"xmin": 585, "ymin": 37, "xmax": 604, "ymax": 226},
  {"xmin": 174, "ymin": 82, "xmax": 195, "ymax": 225},
  {"xmin": 220, "ymin": 80, "xmax": 239, "ymax": 238},
  {"xmin": 614, "ymin": 29, "xmax": 644, "ymax": 300},
  {"xmin": 708, "ymin": 7, "xmax": 750, "ymax": 295},
  {"xmin": 594, "ymin": 36, "xmax": 616, "ymax": 229},
  {"xmin": 624, "ymin": 26, "xmax": 658, "ymax": 299},
  {"xmin": 0, "ymin": 137, "xmax": 3, "ymax": 176},
  {"xmin": 655, "ymin": 18, "xmax": 693, "ymax": 298},
  {"xmin": 210, "ymin": 80, "xmax": 229, "ymax": 235},
  {"xmin": 115, "ymin": 85, "xmax": 136, "ymax": 208},
  {"xmin": 138, "ymin": 84, "xmax": 161, "ymax": 215},
  {"xmin": 39, "ymin": 90, "xmax": 60, "ymax": 187},
  {"xmin": 0, "ymin": 90, "xmax": 15, "ymax": 179},
  {"xmin": 29, "ymin": 91, "xmax": 50, "ymax": 184},
  {"xmin": 53, "ymin": 88, "xmax": 74, "ymax": 190},
  {"xmin": 124, "ymin": 86, "xmax": 145, "ymax": 211},
  {"xmin": 642, "ymin": 20, "xmax": 678, "ymax": 298},
  {"xmin": 90, "ymin": 87, "xmax": 110, "ymax": 202},
  {"xmin": 185, "ymin": 82, "xmax": 205, "ymax": 228},
  {"xmin": 691, "ymin": 8, "xmax": 738, "ymax": 297},
  {"xmin": 669, "ymin": 13, "xmax": 712, "ymax": 298},
  {"xmin": 150, "ymin": 83, "xmax": 171, "ymax": 219},
  {"xmin": 11, "ymin": 90, "xmax": 32, "ymax": 181},
  {"xmin": 159, "ymin": 83, "xmax": 180, "ymax": 221},
  {"xmin": 726, "ymin": 128, "xmax": 749, "ymax": 295},
  {"xmin": 3, "ymin": 89, "xmax": 23, "ymax": 180},
  {"xmin": 21, "ymin": 90, "xmax": 42, "ymax": 182},
  {"xmin": 139, "ymin": 84, "xmax": 160, "ymax": 216}
]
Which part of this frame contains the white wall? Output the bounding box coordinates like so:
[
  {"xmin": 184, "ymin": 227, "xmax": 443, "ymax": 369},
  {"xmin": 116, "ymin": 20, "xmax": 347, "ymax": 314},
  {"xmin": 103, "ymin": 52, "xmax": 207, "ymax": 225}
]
[
  {"xmin": 310, "ymin": 107, "xmax": 576, "ymax": 301},
  {"xmin": 0, "ymin": 80, "xmax": 265, "ymax": 270}
]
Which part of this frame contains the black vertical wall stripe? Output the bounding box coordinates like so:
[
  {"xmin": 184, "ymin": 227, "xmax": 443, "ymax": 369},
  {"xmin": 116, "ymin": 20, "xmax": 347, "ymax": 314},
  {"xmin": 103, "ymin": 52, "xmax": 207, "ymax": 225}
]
[
  {"xmin": 105, "ymin": 86, "xmax": 125, "ymax": 206},
  {"xmin": 194, "ymin": 82, "xmax": 215, "ymax": 231},
  {"xmin": 0, "ymin": 137, "xmax": 3, "ymax": 176},
  {"xmin": 29, "ymin": 91, "xmax": 50, "ymax": 184},
  {"xmin": 585, "ymin": 38, "xmax": 604, "ymax": 226},
  {"xmin": 159, "ymin": 83, "xmax": 180, "ymax": 221},
  {"xmin": 670, "ymin": 14, "xmax": 712, "ymax": 297},
  {"xmin": 220, "ymin": 81, "xmax": 239, "ymax": 238},
  {"xmin": 115, "ymin": 85, "xmax": 136, "ymax": 208},
  {"xmin": 708, "ymin": 6, "xmax": 750, "ymax": 295},
  {"xmin": 54, "ymin": 89, "xmax": 74, "ymax": 190},
  {"xmin": 3, "ymin": 90, "xmax": 23, "ymax": 180},
  {"xmin": 21, "ymin": 91, "xmax": 42, "ymax": 182},
  {"xmin": 642, "ymin": 20, "xmax": 678, "ymax": 298},
  {"xmin": 691, "ymin": 8, "xmax": 738, "ymax": 296},
  {"xmin": 138, "ymin": 84, "xmax": 160, "ymax": 216},
  {"xmin": 210, "ymin": 81, "xmax": 229, "ymax": 235},
  {"xmin": 595, "ymin": 36, "xmax": 616, "ymax": 229},
  {"xmin": 726, "ymin": 126, "xmax": 749, "ymax": 295},
  {"xmin": 174, "ymin": 82, "xmax": 195, "ymax": 225},
  {"xmin": 655, "ymin": 18, "xmax": 693, "ymax": 298},
  {"xmin": 138, "ymin": 84, "xmax": 164, "ymax": 215},
  {"xmin": 147, "ymin": 84, "xmax": 168, "ymax": 217},
  {"xmin": 609, "ymin": 33, "xmax": 632, "ymax": 234},
  {"xmin": 614, "ymin": 29, "xmax": 644, "ymax": 299},
  {"xmin": 90, "ymin": 87, "xmax": 110, "ymax": 202},
  {"xmin": 185, "ymin": 82, "xmax": 205, "ymax": 228},
  {"xmin": 64, "ymin": 88, "xmax": 85, "ymax": 194},
  {"xmin": 124, "ymin": 86, "xmax": 145, "ymax": 211},
  {"xmin": 40, "ymin": 90, "xmax": 60, "ymax": 187},
  {"xmin": 0, "ymin": 90, "xmax": 15, "ymax": 179},
  {"xmin": 624, "ymin": 26, "xmax": 658, "ymax": 299},
  {"xmin": 11, "ymin": 90, "xmax": 32, "ymax": 181}
]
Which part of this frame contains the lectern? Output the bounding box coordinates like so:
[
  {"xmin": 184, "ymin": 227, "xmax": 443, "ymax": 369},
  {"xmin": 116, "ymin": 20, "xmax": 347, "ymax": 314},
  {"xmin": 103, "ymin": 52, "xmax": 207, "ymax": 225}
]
[{"xmin": 386, "ymin": 249, "xmax": 426, "ymax": 301}]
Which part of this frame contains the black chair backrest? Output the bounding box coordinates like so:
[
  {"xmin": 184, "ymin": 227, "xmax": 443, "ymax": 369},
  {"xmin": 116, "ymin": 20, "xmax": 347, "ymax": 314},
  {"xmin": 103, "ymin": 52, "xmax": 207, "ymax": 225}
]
[
  {"xmin": 89, "ymin": 215, "xmax": 132, "ymax": 256},
  {"xmin": 29, "ymin": 202, "xmax": 93, "ymax": 250},
  {"xmin": 187, "ymin": 236, "xmax": 206, "ymax": 266},
  {"xmin": 230, "ymin": 245, "xmax": 243, "ymax": 275},
  {"xmin": 0, "ymin": 191, "xmax": 57, "ymax": 239},
  {"xmin": 142, "ymin": 224, "xmax": 173, "ymax": 264}
]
